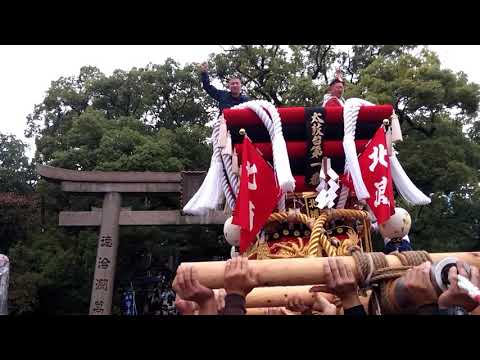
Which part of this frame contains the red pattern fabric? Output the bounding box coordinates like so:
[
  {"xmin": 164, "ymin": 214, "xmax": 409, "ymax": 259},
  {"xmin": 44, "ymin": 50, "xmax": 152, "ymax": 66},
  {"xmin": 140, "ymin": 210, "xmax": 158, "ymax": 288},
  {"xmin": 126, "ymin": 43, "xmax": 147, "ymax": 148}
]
[
  {"xmin": 323, "ymin": 98, "xmax": 344, "ymax": 108},
  {"xmin": 234, "ymin": 140, "xmax": 369, "ymax": 160},
  {"xmin": 356, "ymin": 127, "xmax": 395, "ymax": 224},
  {"xmin": 224, "ymin": 105, "xmax": 393, "ymax": 127},
  {"xmin": 232, "ymin": 137, "xmax": 281, "ymax": 253}
]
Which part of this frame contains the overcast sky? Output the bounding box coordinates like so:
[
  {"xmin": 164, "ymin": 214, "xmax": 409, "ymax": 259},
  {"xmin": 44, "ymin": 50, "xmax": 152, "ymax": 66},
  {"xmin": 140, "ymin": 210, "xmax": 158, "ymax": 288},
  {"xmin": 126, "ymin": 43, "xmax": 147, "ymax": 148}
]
[{"xmin": 1, "ymin": 45, "xmax": 479, "ymax": 158}]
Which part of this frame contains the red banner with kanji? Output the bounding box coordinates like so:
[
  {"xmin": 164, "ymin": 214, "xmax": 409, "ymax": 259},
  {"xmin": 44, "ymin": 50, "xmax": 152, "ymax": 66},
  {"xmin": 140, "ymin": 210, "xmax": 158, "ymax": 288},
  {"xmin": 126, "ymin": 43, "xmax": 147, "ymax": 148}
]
[
  {"xmin": 357, "ymin": 126, "xmax": 395, "ymax": 224},
  {"xmin": 232, "ymin": 137, "xmax": 281, "ymax": 253}
]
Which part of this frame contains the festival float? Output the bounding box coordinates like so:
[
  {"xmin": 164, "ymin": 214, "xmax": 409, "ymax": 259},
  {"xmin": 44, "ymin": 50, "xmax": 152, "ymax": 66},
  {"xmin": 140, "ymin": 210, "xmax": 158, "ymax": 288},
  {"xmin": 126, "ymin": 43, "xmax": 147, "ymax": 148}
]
[{"xmin": 181, "ymin": 72, "xmax": 480, "ymax": 314}]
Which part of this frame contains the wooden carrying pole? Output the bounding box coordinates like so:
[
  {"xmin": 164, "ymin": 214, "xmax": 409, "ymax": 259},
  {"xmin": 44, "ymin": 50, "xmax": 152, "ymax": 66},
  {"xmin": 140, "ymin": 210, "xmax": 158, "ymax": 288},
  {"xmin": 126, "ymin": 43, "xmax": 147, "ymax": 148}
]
[
  {"xmin": 183, "ymin": 252, "xmax": 480, "ymax": 289},
  {"xmin": 214, "ymin": 286, "xmax": 337, "ymax": 308},
  {"xmin": 244, "ymin": 292, "xmax": 371, "ymax": 315}
]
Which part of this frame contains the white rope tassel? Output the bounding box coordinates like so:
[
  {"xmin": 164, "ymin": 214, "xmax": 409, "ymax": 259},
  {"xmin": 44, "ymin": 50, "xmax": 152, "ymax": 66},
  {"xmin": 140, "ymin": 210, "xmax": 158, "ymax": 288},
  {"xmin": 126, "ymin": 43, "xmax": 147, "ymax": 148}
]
[
  {"xmin": 343, "ymin": 98, "xmax": 376, "ymax": 200},
  {"xmin": 390, "ymin": 150, "xmax": 431, "ymax": 205},
  {"xmin": 390, "ymin": 112, "xmax": 403, "ymax": 142},
  {"xmin": 185, "ymin": 100, "xmax": 295, "ymax": 215},
  {"xmin": 232, "ymin": 100, "xmax": 295, "ymax": 193},
  {"xmin": 218, "ymin": 117, "xmax": 228, "ymax": 148},
  {"xmin": 216, "ymin": 125, "xmax": 238, "ymax": 211},
  {"xmin": 183, "ymin": 119, "xmax": 225, "ymax": 215}
]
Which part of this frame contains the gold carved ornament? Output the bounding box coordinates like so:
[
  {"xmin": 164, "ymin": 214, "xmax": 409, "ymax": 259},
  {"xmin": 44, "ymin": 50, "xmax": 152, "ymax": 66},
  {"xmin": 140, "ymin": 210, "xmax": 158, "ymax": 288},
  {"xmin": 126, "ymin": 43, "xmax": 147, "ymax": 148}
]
[{"xmin": 244, "ymin": 209, "xmax": 372, "ymax": 259}]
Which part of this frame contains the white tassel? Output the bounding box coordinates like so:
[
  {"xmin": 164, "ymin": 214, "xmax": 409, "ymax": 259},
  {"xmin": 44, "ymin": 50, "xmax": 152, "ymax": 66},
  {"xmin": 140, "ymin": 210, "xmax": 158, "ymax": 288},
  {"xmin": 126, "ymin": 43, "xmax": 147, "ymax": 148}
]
[
  {"xmin": 343, "ymin": 134, "xmax": 370, "ymax": 200},
  {"xmin": 186, "ymin": 100, "xmax": 296, "ymax": 216},
  {"xmin": 232, "ymin": 100, "xmax": 295, "ymax": 193},
  {"xmin": 222, "ymin": 132, "xmax": 233, "ymax": 156},
  {"xmin": 390, "ymin": 151, "xmax": 431, "ymax": 205},
  {"xmin": 183, "ymin": 119, "xmax": 225, "ymax": 215},
  {"xmin": 183, "ymin": 157, "xmax": 224, "ymax": 215},
  {"xmin": 261, "ymin": 101, "xmax": 296, "ymax": 193},
  {"xmin": 342, "ymin": 98, "xmax": 376, "ymax": 201},
  {"xmin": 272, "ymin": 136, "xmax": 296, "ymax": 192},
  {"xmin": 390, "ymin": 113, "xmax": 403, "ymax": 143},
  {"xmin": 218, "ymin": 123, "xmax": 227, "ymax": 148}
]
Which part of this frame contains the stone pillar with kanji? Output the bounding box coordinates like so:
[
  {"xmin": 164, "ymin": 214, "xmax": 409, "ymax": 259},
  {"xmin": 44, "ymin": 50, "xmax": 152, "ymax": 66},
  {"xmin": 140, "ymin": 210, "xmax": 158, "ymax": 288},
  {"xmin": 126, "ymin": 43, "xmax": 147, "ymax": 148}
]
[{"xmin": 89, "ymin": 192, "xmax": 121, "ymax": 315}]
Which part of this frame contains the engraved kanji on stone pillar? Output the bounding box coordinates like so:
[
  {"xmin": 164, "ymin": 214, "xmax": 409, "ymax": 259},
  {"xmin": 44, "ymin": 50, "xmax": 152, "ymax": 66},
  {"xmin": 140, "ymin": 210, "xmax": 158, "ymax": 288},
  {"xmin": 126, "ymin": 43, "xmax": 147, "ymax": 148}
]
[{"xmin": 89, "ymin": 192, "xmax": 121, "ymax": 315}]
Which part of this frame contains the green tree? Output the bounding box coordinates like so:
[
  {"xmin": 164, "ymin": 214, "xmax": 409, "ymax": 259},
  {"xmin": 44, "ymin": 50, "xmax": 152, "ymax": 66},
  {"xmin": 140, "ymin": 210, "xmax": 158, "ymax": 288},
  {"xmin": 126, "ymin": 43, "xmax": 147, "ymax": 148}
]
[
  {"xmin": 12, "ymin": 45, "xmax": 480, "ymax": 314},
  {"xmin": 0, "ymin": 133, "xmax": 37, "ymax": 254},
  {"xmin": 395, "ymin": 118, "xmax": 480, "ymax": 252},
  {"xmin": 15, "ymin": 59, "xmax": 224, "ymax": 314},
  {"xmin": 356, "ymin": 49, "xmax": 479, "ymax": 137},
  {"xmin": 0, "ymin": 133, "xmax": 35, "ymax": 193},
  {"xmin": 27, "ymin": 61, "xmax": 215, "ymax": 171}
]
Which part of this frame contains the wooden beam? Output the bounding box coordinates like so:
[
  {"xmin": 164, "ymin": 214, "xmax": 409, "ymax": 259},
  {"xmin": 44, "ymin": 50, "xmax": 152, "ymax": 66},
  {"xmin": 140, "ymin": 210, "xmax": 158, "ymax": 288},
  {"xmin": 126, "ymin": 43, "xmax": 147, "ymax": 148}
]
[
  {"xmin": 37, "ymin": 164, "xmax": 181, "ymax": 183},
  {"xmin": 214, "ymin": 286, "xmax": 337, "ymax": 308},
  {"xmin": 61, "ymin": 181, "xmax": 181, "ymax": 193},
  {"xmin": 59, "ymin": 210, "xmax": 228, "ymax": 226},
  {"xmin": 60, "ymin": 211, "xmax": 102, "ymax": 226},
  {"xmin": 182, "ymin": 252, "xmax": 480, "ymax": 289},
  {"xmin": 245, "ymin": 293, "xmax": 371, "ymax": 315}
]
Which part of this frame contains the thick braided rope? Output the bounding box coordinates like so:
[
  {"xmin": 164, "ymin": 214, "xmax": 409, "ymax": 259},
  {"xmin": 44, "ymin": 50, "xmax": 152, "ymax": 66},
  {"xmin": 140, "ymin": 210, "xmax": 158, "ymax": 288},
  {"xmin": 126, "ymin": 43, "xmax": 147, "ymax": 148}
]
[
  {"xmin": 349, "ymin": 249, "xmax": 433, "ymax": 287},
  {"xmin": 232, "ymin": 100, "xmax": 295, "ymax": 193},
  {"xmin": 265, "ymin": 210, "xmax": 370, "ymax": 258},
  {"xmin": 266, "ymin": 211, "xmax": 322, "ymax": 256},
  {"xmin": 213, "ymin": 123, "xmax": 235, "ymax": 210},
  {"xmin": 392, "ymin": 251, "xmax": 432, "ymax": 267},
  {"xmin": 343, "ymin": 98, "xmax": 375, "ymax": 200},
  {"xmin": 335, "ymin": 185, "xmax": 349, "ymax": 209},
  {"xmin": 375, "ymin": 252, "xmax": 431, "ymax": 315},
  {"xmin": 350, "ymin": 248, "xmax": 370, "ymax": 287},
  {"xmin": 221, "ymin": 151, "xmax": 239, "ymax": 195},
  {"xmin": 308, "ymin": 209, "xmax": 369, "ymax": 257},
  {"xmin": 212, "ymin": 119, "xmax": 236, "ymax": 210},
  {"xmin": 310, "ymin": 213, "xmax": 336, "ymax": 257},
  {"xmin": 267, "ymin": 211, "xmax": 314, "ymax": 228},
  {"xmin": 326, "ymin": 209, "xmax": 370, "ymax": 256},
  {"xmin": 324, "ymin": 208, "xmax": 369, "ymax": 222},
  {"xmin": 221, "ymin": 168, "xmax": 236, "ymax": 210},
  {"xmin": 219, "ymin": 123, "xmax": 240, "ymax": 196},
  {"xmin": 256, "ymin": 100, "xmax": 295, "ymax": 193},
  {"xmin": 349, "ymin": 248, "xmax": 434, "ymax": 314}
]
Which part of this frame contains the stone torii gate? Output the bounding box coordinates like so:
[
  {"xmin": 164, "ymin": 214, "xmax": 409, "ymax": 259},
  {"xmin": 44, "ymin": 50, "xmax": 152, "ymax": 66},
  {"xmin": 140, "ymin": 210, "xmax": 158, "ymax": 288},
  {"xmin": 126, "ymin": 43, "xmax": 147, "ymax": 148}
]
[{"xmin": 37, "ymin": 165, "xmax": 228, "ymax": 315}]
